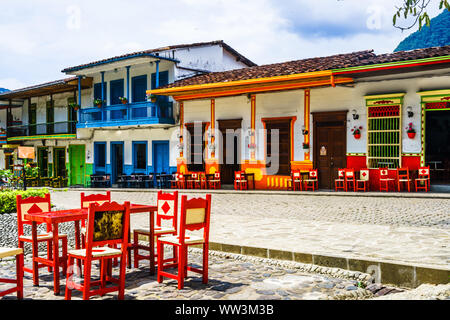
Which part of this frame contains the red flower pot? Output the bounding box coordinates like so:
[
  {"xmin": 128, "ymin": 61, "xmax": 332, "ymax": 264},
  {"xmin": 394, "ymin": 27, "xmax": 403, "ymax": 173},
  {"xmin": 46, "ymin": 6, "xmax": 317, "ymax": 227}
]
[
  {"xmin": 407, "ymin": 131, "xmax": 416, "ymax": 139},
  {"xmin": 353, "ymin": 133, "xmax": 361, "ymax": 139}
]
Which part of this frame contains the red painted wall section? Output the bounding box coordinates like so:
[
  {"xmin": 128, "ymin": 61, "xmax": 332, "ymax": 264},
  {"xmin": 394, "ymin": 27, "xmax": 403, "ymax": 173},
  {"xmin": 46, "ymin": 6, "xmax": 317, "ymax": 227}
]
[{"xmin": 346, "ymin": 155, "xmax": 421, "ymax": 191}]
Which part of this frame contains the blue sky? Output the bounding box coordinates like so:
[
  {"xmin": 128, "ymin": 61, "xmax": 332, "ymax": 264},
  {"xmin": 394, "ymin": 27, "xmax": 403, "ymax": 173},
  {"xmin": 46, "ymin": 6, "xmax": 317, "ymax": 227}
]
[{"xmin": 0, "ymin": 0, "xmax": 443, "ymax": 90}]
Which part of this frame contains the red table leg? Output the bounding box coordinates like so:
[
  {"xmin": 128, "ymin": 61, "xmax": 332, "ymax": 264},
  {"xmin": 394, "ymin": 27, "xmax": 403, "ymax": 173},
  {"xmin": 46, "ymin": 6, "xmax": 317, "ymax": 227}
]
[
  {"xmin": 149, "ymin": 209, "xmax": 155, "ymax": 275},
  {"xmin": 52, "ymin": 222, "xmax": 60, "ymax": 295},
  {"xmin": 31, "ymin": 221, "xmax": 39, "ymax": 286}
]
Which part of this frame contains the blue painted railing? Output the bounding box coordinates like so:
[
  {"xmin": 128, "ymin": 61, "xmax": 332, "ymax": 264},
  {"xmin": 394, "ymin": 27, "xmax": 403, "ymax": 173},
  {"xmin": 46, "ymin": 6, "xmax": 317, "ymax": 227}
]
[{"xmin": 77, "ymin": 101, "xmax": 174, "ymax": 128}]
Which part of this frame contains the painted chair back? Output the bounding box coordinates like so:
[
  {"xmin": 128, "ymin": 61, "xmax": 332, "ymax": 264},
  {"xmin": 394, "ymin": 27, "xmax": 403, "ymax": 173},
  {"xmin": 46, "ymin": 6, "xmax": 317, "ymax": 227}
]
[
  {"xmin": 214, "ymin": 172, "xmax": 220, "ymax": 179},
  {"xmin": 338, "ymin": 169, "xmax": 345, "ymax": 179},
  {"xmin": 85, "ymin": 201, "xmax": 130, "ymax": 250},
  {"xmin": 292, "ymin": 170, "xmax": 301, "ymax": 180},
  {"xmin": 178, "ymin": 194, "xmax": 212, "ymax": 246},
  {"xmin": 156, "ymin": 190, "xmax": 179, "ymax": 229},
  {"xmin": 359, "ymin": 169, "xmax": 370, "ymax": 181},
  {"xmin": 379, "ymin": 168, "xmax": 389, "ymax": 179},
  {"xmin": 16, "ymin": 193, "xmax": 51, "ymax": 236},
  {"xmin": 309, "ymin": 169, "xmax": 318, "ymax": 179},
  {"xmin": 345, "ymin": 169, "xmax": 355, "ymax": 181},
  {"xmin": 235, "ymin": 171, "xmax": 243, "ymax": 180},
  {"xmin": 191, "ymin": 173, "xmax": 198, "ymax": 180},
  {"xmin": 80, "ymin": 191, "xmax": 111, "ymax": 209},
  {"xmin": 417, "ymin": 166, "xmax": 430, "ymax": 178},
  {"xmin": 397, "ymin": 167, "xmax": 410, "ymax": 180}
]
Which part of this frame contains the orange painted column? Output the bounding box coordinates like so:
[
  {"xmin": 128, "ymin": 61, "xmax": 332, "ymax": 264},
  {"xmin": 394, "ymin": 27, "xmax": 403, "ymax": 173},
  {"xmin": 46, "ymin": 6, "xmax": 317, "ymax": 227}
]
[
  {"xmin": 304, "ymin": 89, "xmax": 311, "ymax": 161},
  {"xmin": 177, "ymin": 101, "xmax": 187, "ymax": 174},
  {"xmin": 210, "ymin": 99, "xmax": 215, "ymax": 158},
  {"xmin": 179, "ymin": 101, "xmax": 184, "ymax": 158},
  {"xmin": 250, "ymin": 94, "xmax": 256, "ymax": 160}
]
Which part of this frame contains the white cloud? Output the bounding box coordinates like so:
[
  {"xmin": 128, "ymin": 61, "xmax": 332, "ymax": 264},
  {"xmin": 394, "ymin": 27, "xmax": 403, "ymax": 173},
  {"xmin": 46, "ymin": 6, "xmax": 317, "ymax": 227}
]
[
  {"xmin": 0, "ymin": 78, "xmax": 29, "ymax": 90},
  {"xmin": 0, "ymin": 0, "xmax": 444, "ymax": 89}
]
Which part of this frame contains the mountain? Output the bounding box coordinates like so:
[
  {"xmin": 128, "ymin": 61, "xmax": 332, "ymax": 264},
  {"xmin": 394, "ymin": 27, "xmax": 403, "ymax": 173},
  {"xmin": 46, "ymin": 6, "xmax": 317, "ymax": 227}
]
[
  {"xmin": 0, "ymin": 88, "xmax": 9, "ymax": 94},
  {"xmin": 394, "ymin": 10, "xmax": 450, "ymax": 52}
]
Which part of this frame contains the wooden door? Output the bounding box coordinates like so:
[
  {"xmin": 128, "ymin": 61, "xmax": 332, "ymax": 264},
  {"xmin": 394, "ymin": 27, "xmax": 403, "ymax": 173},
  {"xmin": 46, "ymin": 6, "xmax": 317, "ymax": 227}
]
[
  {"xmin": 153, "ymin": 141, "xmax": 170, "ymax": 174},
  {"xmin": 218, "ymin": 119, "xmax": 242, "ymax": 184},
  {"xmin": 313, "ymin": 112, "xmax": 347, "ymax": 189},
  {"xmin": 111, "ymin": 142, "xmax": 124, "ymax": 183},
  {"xmin": 265, "ymin": 119, "xmax": 291, "ymax": 176},
  {"xmin": 69, "ymin": 145, "xmax": 85, "ymax": 186}
]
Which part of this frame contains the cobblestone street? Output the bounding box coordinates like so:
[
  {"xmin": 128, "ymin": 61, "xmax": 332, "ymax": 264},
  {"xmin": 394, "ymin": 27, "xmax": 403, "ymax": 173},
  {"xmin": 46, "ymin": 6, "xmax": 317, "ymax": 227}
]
[
  {"xmin": 1, "ymin": 189, "xmax": 449, "ymax": 300},
  {"xmin": 50, "ymin": 190, "xmax": 450, "ymax": 269}
]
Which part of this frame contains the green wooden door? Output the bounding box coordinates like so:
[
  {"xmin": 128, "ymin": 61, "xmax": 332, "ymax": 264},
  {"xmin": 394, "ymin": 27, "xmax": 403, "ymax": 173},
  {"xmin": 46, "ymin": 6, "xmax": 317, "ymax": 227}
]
[
  {"xmin": 29, "ymin": 103, "xmax": 37, "ymax": 135},
  {"xmin": 69, "ymin": 145, "xmax": 85, "ymax": 186}
]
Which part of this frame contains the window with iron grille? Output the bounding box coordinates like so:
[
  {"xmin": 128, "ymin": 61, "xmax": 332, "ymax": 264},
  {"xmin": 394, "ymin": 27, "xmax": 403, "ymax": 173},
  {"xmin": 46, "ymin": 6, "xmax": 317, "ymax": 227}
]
[{"xmin": 366, "ymin": 96, "xmax": 403, "ymax": 169}]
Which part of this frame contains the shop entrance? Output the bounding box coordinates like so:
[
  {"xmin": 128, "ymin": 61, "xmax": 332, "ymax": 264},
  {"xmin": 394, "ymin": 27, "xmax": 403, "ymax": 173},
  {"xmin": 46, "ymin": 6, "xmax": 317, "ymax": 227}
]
[
  {"xmin": 312, "ymin": 111, "xmax": 347, "ymax": 189},
  {"xmin": 425, "ymin": 110, "xmax": 450, "ymax": 184}
]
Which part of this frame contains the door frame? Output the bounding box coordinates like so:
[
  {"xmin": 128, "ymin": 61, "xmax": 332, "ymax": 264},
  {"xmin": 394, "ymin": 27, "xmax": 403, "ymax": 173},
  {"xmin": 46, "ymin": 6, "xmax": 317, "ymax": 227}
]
[
  {"xmin": 152, "ymin": 140, "xmax": 170, "ymax": 174},
  {"xmin": 312, "ymin": 110, "xmax": 348, "ymax": 189},
  {"xmin": 217, "ymin": 118, "xmax": 243, "ymax": 183},
  {"xmin": 110, "ymin": 141, "xmax": 124, "ymax": 183}
]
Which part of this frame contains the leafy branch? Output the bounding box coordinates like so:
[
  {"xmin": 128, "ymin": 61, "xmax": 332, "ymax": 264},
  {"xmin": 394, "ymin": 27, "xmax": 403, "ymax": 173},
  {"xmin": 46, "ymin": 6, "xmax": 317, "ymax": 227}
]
[{"xmin": 393, "ymin": 0, "xmax": 450, "ymax": 31}]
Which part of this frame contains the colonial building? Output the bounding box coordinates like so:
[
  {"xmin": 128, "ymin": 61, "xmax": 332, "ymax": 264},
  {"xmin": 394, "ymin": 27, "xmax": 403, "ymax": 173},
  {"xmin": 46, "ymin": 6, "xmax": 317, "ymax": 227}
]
[
  {"xmin": 149, "ymin": 46, "xmax": 450, "ymax": 190},
  {"xmin": 0, "ymin": 40, "xmax": 256, "ymax": 186},
  {"xmin": 0, "ymin": 77, "xmax": 92, "ymax": 184}
]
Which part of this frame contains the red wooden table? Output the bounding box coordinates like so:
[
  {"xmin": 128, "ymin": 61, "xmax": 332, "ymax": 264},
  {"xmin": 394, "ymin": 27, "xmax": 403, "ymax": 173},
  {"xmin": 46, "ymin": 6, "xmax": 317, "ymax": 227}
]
[{"xmin": 24, "ymin": 204, "xmax": 157, "ymax": 295}]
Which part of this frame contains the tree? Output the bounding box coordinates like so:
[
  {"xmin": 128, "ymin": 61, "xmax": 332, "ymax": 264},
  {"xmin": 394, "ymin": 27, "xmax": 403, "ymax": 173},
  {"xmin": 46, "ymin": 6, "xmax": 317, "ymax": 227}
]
[{"xmin": 393, "ymin": 0, "xmax": 450, "ymax": 31}]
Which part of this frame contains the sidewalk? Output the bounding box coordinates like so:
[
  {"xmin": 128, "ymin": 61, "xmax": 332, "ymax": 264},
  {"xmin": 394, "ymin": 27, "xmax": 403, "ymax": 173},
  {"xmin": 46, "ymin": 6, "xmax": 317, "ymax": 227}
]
[{"xmin": 51, "ymin": 188, "xmax": 450, "ymax": 288}]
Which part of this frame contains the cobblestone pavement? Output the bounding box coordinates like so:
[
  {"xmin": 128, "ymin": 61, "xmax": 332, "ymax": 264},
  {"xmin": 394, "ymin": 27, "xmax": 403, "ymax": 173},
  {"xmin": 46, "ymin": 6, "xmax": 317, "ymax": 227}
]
[
  {"xmin": 0, "ymin": 249, "xmax": 390, "ymax": 301},
  {"xmin": 49, "ymin": 190, "xmax": 450, "ymax": 269}
]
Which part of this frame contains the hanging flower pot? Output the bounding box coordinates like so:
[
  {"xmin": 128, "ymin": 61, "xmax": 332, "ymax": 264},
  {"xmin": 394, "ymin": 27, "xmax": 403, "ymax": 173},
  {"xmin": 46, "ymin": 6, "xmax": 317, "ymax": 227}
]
[
  {"xmin": 351, "ymin": 126, "xmax": 363, "ymax": 140},
  {"xmin": 119, "ymin": 97, "xmax": 128, "ymax": 104},
  {"xmin": 94, "ymin": 99, "xmax": 103, "ymax": 108},
  {"xmin": 405, "ymin": 123, "xmax": 416, "ymax": 139},
  {"xmin": 407, "ymin": 131, "xmax": 416, "ymax": 139}
]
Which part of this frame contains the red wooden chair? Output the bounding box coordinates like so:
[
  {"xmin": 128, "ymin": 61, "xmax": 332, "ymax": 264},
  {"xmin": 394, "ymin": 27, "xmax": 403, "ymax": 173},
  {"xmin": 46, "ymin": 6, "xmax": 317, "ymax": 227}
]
[
  {"xmin": 65, "ymin": 201, "xmax": 131, "ymax": 300},
  {"xmin": 80, "ymin": 191, "xmax": 111, "ymax": 248},
  {"xmin": 397, "ymin": 167, "xmax": 411, "ymax": 192},
  {"xmin": 170, "ymin": 173, "xmax": 179, "ymax": 189},
  {"xmin": 176, "ymin": 173, "xmax": 186, "ymax": 189},
  {"xmin": 186, "ymin": 173, "xmax": 200, "ymax": 189},
  {"xmin": 133, "ymin": 190, "xmax": 179, "ymax": 268},
  {"xmin": 334, "ymin": 169, "xmax": 346, "ymax": 191},
  {"xmin": 198, "ymin": 173, "xmax": 208, "ymax": 189},
  {"xmin": 345, "ymin": 169, "xmax": 356, "ymax": 192},
  {"xmin": 0, "ymin": 247, "xmax": 24, "ymax": 300},
  {"xmin": 157, "ymin": 194, "xmax": 212, "ymax": 290},
  {"xmin": 304, "ymin": 169, "xmax": 318, "ymax": 191},
  {"xmin": 415, "ymin": 166, "xmax": 430, "ymax": 192},
  {"xmin": 234, "ymin": 171, "xmax": 248, "ymax": 190},
  {"xmin": 287, "ymin": 170, "xmax": 302, "ymax": 191},
  {"xmin": 356, "ymin": 169, "xmax": 370, "ymax": 192},
  {"xmin": 379, "ymin": 168, "xmax": 394, "ymax": 192},
  {"xmin": 16, "ymin": 193, "xmax": 68, "ymax": 276},
  {"xmin": 208, "ymin": 172, "xmax": 221, "ymax": 189}
]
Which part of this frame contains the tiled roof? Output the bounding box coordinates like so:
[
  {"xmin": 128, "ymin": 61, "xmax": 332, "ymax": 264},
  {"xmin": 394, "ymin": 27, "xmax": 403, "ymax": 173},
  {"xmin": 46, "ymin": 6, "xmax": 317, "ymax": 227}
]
[
  {"xmin": 162, "ymin": 45, "xmax": 450, "ymax": 88},
  {"xmin": 62, "ymin": 40, "xmax": 256, "ymax": 73}
]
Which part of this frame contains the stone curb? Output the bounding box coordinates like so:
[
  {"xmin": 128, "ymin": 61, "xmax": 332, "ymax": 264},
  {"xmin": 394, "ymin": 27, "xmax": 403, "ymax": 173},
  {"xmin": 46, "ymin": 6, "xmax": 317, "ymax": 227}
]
[
  {"xmin": 58, "ymin": 187, "xmax": 450, "ymax": 199},
  {"xmin": 204, "ymin": 242, "xmax": 450, "ymax": 289}
]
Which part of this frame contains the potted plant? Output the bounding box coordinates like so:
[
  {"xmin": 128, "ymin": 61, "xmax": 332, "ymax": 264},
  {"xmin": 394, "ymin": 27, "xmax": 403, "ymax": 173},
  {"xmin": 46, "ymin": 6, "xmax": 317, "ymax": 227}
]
[
  {"xmin": 119, "ymin": 97, "xmax": 128, "ymax": 104},
  {"xmin": 351, "ymin": 126, "xmax": 363, "ymax": 139},
  {"xmin": 406, "ymin": 122, "xmax": 416, "ymax": 139},
  {"xmin": 93, "ymin": 98, "xmax": 103, "ymax": 108},
  {"xmin": 248, "ymin": 143, "xmax": 256, "ymax": 150},
  {"xmin": 68, "ymin": 102, "xmax": 80, "ymax": 111},
  {"xmin": 149, "ymin": 94, "xmax": 157, "ymax": 103},
  {"xmin": 302, "ymin": 142, "xmax": 310, "ymax": 151}
]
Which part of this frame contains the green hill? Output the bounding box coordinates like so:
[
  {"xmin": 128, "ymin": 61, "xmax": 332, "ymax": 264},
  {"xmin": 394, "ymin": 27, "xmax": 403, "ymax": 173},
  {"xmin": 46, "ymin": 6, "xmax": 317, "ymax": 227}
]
[{"xmin": 394, "ymin": 10, "xmax": 450, "ymax": 52}]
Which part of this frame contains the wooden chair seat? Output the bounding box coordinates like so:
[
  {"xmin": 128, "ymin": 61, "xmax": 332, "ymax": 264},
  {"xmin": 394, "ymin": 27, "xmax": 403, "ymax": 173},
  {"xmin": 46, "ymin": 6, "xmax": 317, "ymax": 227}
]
[
  {"xmin": 68, "ymin": 247, "xmax": 122, "ymax": 258},
  {"xmin": 0, "ymin": 247, "xmax": 23, "ymax": 259},
  {"xmin": 158, "ymin": 234, "xmax": 205, "ymax": 246},
  {"xmin": 19, "ymin": 232, "xmax": 67, "ymax": 241},
  {"xmin": 134, "ymin": 226, "xmax": 176, "ymax": 236}
]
